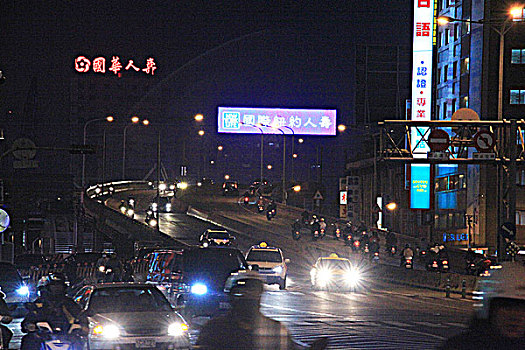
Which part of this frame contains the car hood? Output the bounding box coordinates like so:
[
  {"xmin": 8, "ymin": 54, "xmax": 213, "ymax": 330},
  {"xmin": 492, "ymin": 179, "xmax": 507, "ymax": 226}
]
[
  {"xmin": 247, "ymin": 261, "xmax": 280, "ymax": 269},
  {"xmin": 90, "ymin": 311, "xmax": 184, "ymax": 330}
]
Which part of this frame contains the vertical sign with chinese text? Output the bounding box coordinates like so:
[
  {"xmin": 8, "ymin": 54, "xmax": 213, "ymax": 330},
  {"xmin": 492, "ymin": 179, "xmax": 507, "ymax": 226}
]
[{"xmin": 410, "ymin": 0, "xmax": 434, "ymax": 209}]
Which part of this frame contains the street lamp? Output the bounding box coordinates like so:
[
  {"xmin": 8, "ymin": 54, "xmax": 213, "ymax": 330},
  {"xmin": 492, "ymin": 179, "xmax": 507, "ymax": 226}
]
[
  {"xmin": 82, "ymin": 115, "xmax": 114, "ymax": 197},
  {"xmin": 438, "ymin": 5, "xmax": 524, "ymax": 120},
  {"xmin": 122, "ymin": 117, "xmax": 149, "ymax": 179},
  {"xmin": 194, "ymin": 114, "xmax": 204, "ymax": 122},
  {"xmin": 240, "ymin": 122, "xmax": 264, "ymax": 183}
]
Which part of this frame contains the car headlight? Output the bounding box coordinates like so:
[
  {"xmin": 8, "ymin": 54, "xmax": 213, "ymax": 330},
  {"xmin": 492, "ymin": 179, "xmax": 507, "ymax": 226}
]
[
  {"xmin": 127, "ymin": 208, "xmax": 134, "ymax": 216},
  {"xmin": 148, "ymin": 219, "xmax": 158, "ymax": 227},
  {"xmin": 168, "ymin": 322, "xmax": 189, "ymax": 337},
  {"xmin": 317, "ymin": 269, "xmax": 332, "ymax": 283},
  {"xmin": 98, "ymin": 265, "xmax": 105, "ymax": 272},
  {"xmin": 120, "ymin": 206, "xmax": 127, "ymax": 213},
  {"xmin": 93, "ymin": 324, "xmax": 120, "ymax": 339},
  {"xmin": 165, "ymin": 203, "xmax": 172, "ymax": 212},
  {"xmin": 17, "ymin": 285, "xmax": 29, "ymax": 297},
  {"xmin": 345, "ymin": 269, "xmax": 361, "ymax": 286},
  {"xmin": 272, "ymin": 266, "xmax": 283, "ymax": 274},
  {"xmin": 191, "ymin": 283, "xmax": 208, "ymax": 295}
]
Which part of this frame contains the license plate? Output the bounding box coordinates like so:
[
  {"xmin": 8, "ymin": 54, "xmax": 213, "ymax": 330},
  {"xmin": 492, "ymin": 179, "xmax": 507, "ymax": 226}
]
[
  {"xmin": 136, "ymin": 339, "xmax": 156, "ymax": 348},
  {"xmin": 219, "ymin": 302, "xmax": 231, "ymax": 309}
]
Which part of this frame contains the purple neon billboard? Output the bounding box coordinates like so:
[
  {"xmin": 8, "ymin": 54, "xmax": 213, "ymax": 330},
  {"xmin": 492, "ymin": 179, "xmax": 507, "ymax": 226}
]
[{"xmin": 217, "ymin": 107, "xmax": 337, "ymax": 135}]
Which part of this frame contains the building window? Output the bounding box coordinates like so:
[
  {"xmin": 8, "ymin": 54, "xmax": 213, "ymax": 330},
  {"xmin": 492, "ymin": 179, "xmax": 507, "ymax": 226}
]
[
  {"xmin": 436, "ymin": 104, "xmax": 441, "ymax": 120},
  {"xmin": 444, "ymin": 65, "xmax": 448, "ymax": 82},
  {"xmin": 437, "ymin": 68, "xmax": 442, "ymax": 84},
  {"xmin": 453, "ymin": 61, "xmax": 458, "ymax": 79},
  {"xmin": 443, "ymin": 102, "xmax": 448, "ymax": 119},
  {"xmin": 511, "ymin": 49, "xmax": 525, "ymax": 63},
  {"xmin": 454, "ymin": 23, "xmax": 460, "ymax": 41},
  {"xmin": 517, "ymin": 210, "xmax": 525, "ymax": 225},
  {"xmin": 461, "ymin": 58, "xmax": 469, "ymax": 75},
  {"xmin": 444, "ymin": 29, "xmax": 450, "ymax": 45},
  {"xmin": 462, "ymin": 21, "xmax": 470, "ymax": 35},
  {"xmin": 451, "ymin": 98, "xmax": 457, "ymax": 114},
  {"xmin": 510, "ymin": 90, "xmax": 525, "ymax": 104}
]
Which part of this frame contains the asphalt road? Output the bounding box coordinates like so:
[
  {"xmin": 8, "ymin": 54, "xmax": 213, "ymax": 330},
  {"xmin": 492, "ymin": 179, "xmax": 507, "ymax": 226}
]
[{"xmin": 97, "ymin": 189, "xmax": 475, "ymax": 349}]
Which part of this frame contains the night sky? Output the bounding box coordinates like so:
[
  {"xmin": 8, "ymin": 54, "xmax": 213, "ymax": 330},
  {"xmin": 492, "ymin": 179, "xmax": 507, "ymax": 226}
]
[{"xmin": 0, "ymin": 0, "xmax": 412, "ymax": 202}]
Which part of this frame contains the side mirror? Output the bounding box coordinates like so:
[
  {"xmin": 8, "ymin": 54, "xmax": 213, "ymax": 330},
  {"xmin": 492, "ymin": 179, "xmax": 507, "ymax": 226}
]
[
  {"xmin": 250, "ymin": 264, "xmax": 259, "ymax": 272},
  {"xmin": 284, "ymin": 258, "xmax": 291, "ymax": 264}
]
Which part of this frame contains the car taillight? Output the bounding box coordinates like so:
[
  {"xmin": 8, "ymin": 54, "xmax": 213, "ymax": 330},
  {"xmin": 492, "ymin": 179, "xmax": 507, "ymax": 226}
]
[{"xmin": 442, "ymin": 260, "xmax": 448, "ymax": 265}]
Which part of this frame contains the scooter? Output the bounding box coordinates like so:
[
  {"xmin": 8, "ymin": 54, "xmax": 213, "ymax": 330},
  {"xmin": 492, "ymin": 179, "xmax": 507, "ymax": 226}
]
[
  {"xmin": 30, "ymin": 322, "xmax": 86, "ymax": 350},
  {"xmin": 243, "ymin": 196, "xmax": 250, "ymax": 205},
  {"xmin": 352, "ymin": 239, "xmax": 360, "ymax": 252},
  {"xmin": 389, "ymin": 245, "xmax": 397, "ymax": 256},
  {"xmin": 440, "ymin": 259, "xmax": 449, "ymax": 272},
  {"xmin": 266, "ymin": 209, "xmax": 276, "ymax": 221},
  {"xmin": 403, "ymin": 257, "xmax": 413, "ymax": 269},
  {"xmin": 344, "ymin": 234, "xmax": 353, "ymax": 246},
  {"xmin": 334, "ymin": 228, "xmax": 341, "ymax": 240},
  {"xmin": 257, "ymin": 203, "xmax": 265, "ymax": 213},
  {"xmin": 319, "ymin": 228, "xmax": 326, "ymax": 240},
  {"xmin": 312, "ymin": 229, "xmax": 319, "ymax": 241},
  {"xmin": 292, "ymin": 229, "xmax": 301, "ymax": 240},
  {"xmin": 372, "ymin": 251, "xmax": 380, "ymax": 263}
]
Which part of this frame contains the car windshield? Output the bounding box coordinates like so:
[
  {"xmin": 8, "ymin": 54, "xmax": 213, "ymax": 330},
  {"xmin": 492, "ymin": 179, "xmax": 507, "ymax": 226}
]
[
  {"xmin": 0, "ymin": 265, "xmax": 21, "ymax": 282},
  {"xmin": 318, "ymin": 259, "xmax": 352, "ymax": 270},
  {"xmin": 184, "ymin": 248, "xmax": 248, "ymax": 276},
  {"xmin": 209, "ymin": 232, "xmax": 230, "ymax": 239},
  {"xmin": 89, "ymin": 287, "xmax": 172, "ymax": 313},
  {"xmin": 246, "ymin": 250, "xmax": 282, "ymax": 263}
]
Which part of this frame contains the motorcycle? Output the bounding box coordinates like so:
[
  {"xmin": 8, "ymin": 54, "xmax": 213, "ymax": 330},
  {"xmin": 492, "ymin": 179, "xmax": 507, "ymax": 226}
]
[
  {"xmin": 29, "ymin": 322, "xmax": 85, "ymax": 350},
  {"xmin": 466, "ymin": 261, "xmax": 477, "ymax": 275},
  {"xmin": 440, "ymin": 259, "xmax": 449, "ymax": 272},
  {"xmin": 426, "ymin": 259, "xmax": 440, "ymax": 271},
  {"xmin": 243, "ymin": 196, "xmax": 250, "ymax": 205},
  {"xmin": 403, "ymin": 257, "xmax": 413, "ymax": 269},
  {"xmin": 312, "ymin": 229, "xmax": 319, "ymax": 241},
  {"xmin": 292, "ymin": 229, "xmax": 301, "ymax": 240},
  {"xmin": 389, "ymin": 245, "xmax": 397, "ymax": 256},
  {"xmin": 257, "ymin": 203, "xmax": 265, "ymax": 213},
  {"xmin": 266, "ymin": 208, "xmax": 276, "ymax": 221},
  {"xmin": 344, "ymin": 234, "xmax": 353, "ymax": 246},
  {"xmin": 352, "ymin": 239, "xmax": 360, "ymax": 252},
  {"xmin": 334, "ymin": 228, "xmax": 341, "ymax": 240},
  {"xmin": 319, "ymin": 228, "xmax": 326, "ymax": 240},
  {"xmin": 372, "ymin": 251, "xmax": 380, "ymax": 263}
]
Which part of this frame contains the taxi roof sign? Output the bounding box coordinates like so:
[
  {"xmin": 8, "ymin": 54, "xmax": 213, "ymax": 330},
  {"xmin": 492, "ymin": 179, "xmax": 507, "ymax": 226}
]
[
  {"xmin": 329, "ymin": 253, "xmax": 339, "ymax": 258},
  {"xmin": 259, "ymin": 242, "xmax": 268, "ymax": 248}
]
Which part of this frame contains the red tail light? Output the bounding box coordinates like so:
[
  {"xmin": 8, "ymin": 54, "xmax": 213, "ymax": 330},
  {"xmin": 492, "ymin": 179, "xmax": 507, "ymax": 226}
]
[
  {"xmin": 442, "ymin": 260, "xmax": 448, "ymax": 265},
  {"xmin": 354, "ymin": 241, "xmax": 360, "ymax": 247},
  {"xmin": 244, "ymin": 197, "xmax": 249, "ymax": 201}
]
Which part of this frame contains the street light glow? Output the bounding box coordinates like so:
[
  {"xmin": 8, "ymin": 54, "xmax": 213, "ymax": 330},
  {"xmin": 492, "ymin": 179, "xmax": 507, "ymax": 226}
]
[
  {"xmin": 131, "ymin": 116, "xmax": 140, "ymax": 123},
  {"xmin": 510, "ymin": 6, "xmax": 523, "ymax": 18},
  {"xmin": 293, "ymin": 153, "xmax": 298, "ymax": 158},
  {"xmin": 195, "ymin": 114, "xmax": 204, "ymax": 122},
  {"xmin": 224, "ymin": 174, "xmax": 230, "ymax": 180},
  {"xmin": 267, "ymin": 164, "xmax": 272, "ymax": 170},
  {"xmin": 293, "ymin": 185, "xmax": 301, "ymax": 192},
  {"xmin": 142, "ymin": 119, "xmax": 150, "ymax": 126},
  {"xmin": 437, "ymin": 16, "xmax": 452, "ymax": 26},
  {"xmin": 217, "ymin": 145, "xmax": 223, "ymax": 151},
  {"xmin": 106, "ymin": 116, "xmax": 114, "ymax": 122},
  {"xmin": 298, "ymin": 138, "xmax": 304, "ymax": 144},
  {"xmin": 337, "ymin": 124, "xmax": 346, "ymax": 132},
  {"xmin": 198, "ymin": 130, "xmax": 205, "ymax": 136},
  {"xmin": 386, "ymin": 202, "xmax": 397, "ymax": 211}
]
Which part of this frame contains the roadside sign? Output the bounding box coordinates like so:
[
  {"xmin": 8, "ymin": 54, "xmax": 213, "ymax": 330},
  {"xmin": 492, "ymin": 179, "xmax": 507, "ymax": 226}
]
[
  {"xmin": 500, "ymin": 222, "xmax": 516, "ymax": 240},
  {"xmin": 313, "ymin": 190, "xmax": 323, "ymax": 200},
  {"xmin": 339, "ymin": 204, "xmax": 347, "ymax": 218},
  {"xmin": 506, "ymin": 241, "xmax": 520, "ymax": 257},
  {"xmin": 473, "ymin": 152, "xmax": 495, "ymax": 160},
  {"xmin": 473, "ymin": 130, "xmax": 496, "ymax": 152},
  {"xmin": 427, "ymin": 152, "xmax": 449, "ymax": 160},
  {"xmin": 428, "ymin": 129, "xmax": 450, "ymax": 152},
  {"xmin": 12, "ymin": 138, "xmax": 36, "ymax": 160},
  {"xmin": 339, "ymin": 191, "xmax": 347, "ymax": 205}
]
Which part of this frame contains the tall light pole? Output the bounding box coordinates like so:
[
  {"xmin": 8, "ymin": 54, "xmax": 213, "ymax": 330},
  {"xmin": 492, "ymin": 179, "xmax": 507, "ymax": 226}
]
[
  {"xmin": 81, "ymin": 116, "xmax": 113, "ymax": 196},
  {"xmin": 438, "ymin": 6, "xmax": 523, "ymax": 120},
  {"xmin": 241, "ymin": 122, "xmax": 264, "ymax": 182},
  {"xmin": 122, "ymin": 116, "xmax": 149, "ymax": 179}
]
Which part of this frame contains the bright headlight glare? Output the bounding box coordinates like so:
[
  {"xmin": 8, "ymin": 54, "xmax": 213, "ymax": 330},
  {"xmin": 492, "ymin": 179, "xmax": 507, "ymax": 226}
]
[
  {"xmin": 98, "ymin": 266, "xmax": 105, "ymax": 272},
  {"xmin": 17, "ymin": 285, "xmax": 29, "ymax": 296},
  {"xmin": 345, "ymin": 269, "xmax": 361, "ymax": 285},
  {"xmin": 168, "ymin": 322, "xmax": 188, "ymax": 336},
  {"xmin": 93, "ymin": 324, "xmax": 120, "ymax": 339},
  {"xmin": 318, "ymin": 269, "xmax": 332, "ymax": 283},
  {"xmin": 127, "ymin": 208, "xmax": 134, "ymax": 216},
  {"xmin": 191, "ymin": 283, "xmax": 208, "ymax": 295},
  {"xmin": 120, "ymin": 206, "xmax": 126, "ymax": 213},
  {"xmin": 272, "ymin": 266, "xmax": 283, "ymax": 274},
  {"xmin": 149, "ymin": 219, "xmax": 158, "ymax": 227},
  {"xmin": 165, "ymin": 203, "xmax": 172, "ymax": 211}
]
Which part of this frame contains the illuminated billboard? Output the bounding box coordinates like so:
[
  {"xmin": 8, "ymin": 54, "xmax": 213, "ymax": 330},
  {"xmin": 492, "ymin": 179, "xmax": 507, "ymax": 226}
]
[
  {"xmin": 410, "ymin": 0, "xmax": 435, "ymax": 210},
  {"xmin": 217, "ymin": 107, "xmax": 337, "ymax": 135}
]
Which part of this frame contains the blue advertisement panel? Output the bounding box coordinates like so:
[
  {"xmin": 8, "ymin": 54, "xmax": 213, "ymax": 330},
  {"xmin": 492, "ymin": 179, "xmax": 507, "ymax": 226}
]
[
  {"xmin": 217, "ymin": 107, "xmax": 337, "ymax": 135},
  {"xmin": 410, "ymin": 164, "xmax": 431, "ymax": 209}
]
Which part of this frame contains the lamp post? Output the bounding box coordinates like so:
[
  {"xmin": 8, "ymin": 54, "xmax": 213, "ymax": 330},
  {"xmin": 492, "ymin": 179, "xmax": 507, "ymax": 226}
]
[
  {"xmin": 241, "ymin": 122, "xmax": 264, "ymax": 183},
  {"xmin": 438, "ymin": 6, "xmax": 523, "ymax": 121},
  {"xmin": 81, "ymin": 116, "xmax": 113, "ymax": 196},
  {"xmin": 122, "ymin": 117, "xmax": 149, "ymax": 179}
]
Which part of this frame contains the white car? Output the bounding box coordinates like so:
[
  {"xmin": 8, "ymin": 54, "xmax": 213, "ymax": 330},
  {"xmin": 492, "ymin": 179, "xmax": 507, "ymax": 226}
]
[
  {"xmin": 73, "ymin": 283, "xmax": 190, "ymax": 350},
  {"xmin": 245, "ymin": 242, "xmax": 289, "ymax": 290}
]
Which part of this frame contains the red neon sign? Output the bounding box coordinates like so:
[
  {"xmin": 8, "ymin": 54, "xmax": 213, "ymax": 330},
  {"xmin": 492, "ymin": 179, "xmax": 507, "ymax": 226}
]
[{"xmin": 74, "ymin": 56, "xmax": 157, "ymax": 75}]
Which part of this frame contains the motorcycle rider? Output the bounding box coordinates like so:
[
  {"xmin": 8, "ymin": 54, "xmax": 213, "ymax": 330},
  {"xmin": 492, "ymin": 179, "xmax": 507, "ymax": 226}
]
[
  {"xmin": 310, "ymin": 216, "xmax": 321, "ymax": 240},
  {"xmin": 439, "ymin": 262, "xmax": 525, "ymax": 349},
  {"xmin": 292, "ymin": 219, "xmax": 302, "ymax": 234},
  {"xmin": 197, "ymin": 277, "xmax": 295, "ymax": 349},
  {"xmin": 301, "ymin": 210, "xmax": 310, "ymax": 225},
  {"xmin": 401, "ymin": 244, "xmax": 414, "ymax": 265},
  {"xmin": 385, "ymin": 231, "xmax": 397, "ymax": 251},
  {"xmin": 267, "ymin": 200, "xmax": 277, "ymax": 215},
  {"xmin": 0, "ymin": 287, "xmax": 13, "ymax": 350},
  {"xmin": 21, "ymin": 274, "xmax": 88, "ymax": 350},
  {"xmin": 318, "ymin": 217, "xmax": 327, "ymax": 238}
]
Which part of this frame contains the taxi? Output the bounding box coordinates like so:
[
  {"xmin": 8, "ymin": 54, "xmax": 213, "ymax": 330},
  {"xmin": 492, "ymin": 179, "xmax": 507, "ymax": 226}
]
[
  {"xmin": 310, "ymin": 253, "xmax": 362, "ymax": 291},
  {"xmin": 245, "ymin": 242, "xmax": 289, "ymax": 290}
]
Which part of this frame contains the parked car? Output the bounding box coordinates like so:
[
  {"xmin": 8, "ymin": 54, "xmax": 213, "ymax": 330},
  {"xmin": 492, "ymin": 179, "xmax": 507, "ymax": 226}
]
[
  {"xmin": 199, "ymin": 229, "xmax": 235, "ymax": 247},
  {"xmin": 145, "ymin": 246, "xmax": 256, "ymax": 322},
  {"xmin": 73, "ymin": 283, "xmax": 190, "ymax": 349}
]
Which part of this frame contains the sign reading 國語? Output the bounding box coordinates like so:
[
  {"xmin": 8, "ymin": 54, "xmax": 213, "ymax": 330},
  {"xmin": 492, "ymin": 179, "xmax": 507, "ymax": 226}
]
[
  {"xmin": 217, "ymin": 107, "xmax": 337, "ymax": 135},
  {"xmin": 410, "ymin": 0, "xmax": 435, "ymax": 210}
]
